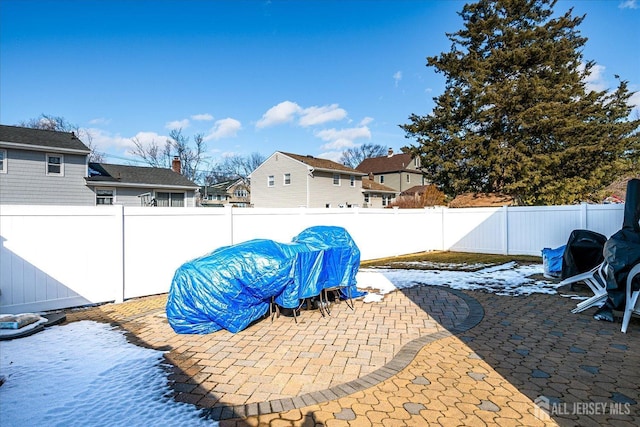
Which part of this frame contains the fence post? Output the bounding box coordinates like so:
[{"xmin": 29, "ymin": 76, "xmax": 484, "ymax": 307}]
[
  {"xmin": 580, "ymin": 202, "xmax": 588, "ymax": 229},
  {"xmin": 440, "ymin": 206, "xmax": 446, "ymax": 251},
  {"xmin": 115, "ymin": 204, "xmax": 125, "ymax": 303},
  {"xmin": 502, "ymin": 206, "xmax": 509, "ymax": 255},
  {"xmin": 225, "ymin": 205, "xmax": 234, "ymax": 245}
]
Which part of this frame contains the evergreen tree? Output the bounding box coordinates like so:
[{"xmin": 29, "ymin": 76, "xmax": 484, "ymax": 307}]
[{"xmin": 401, "ymin": 0, "xmax": 639, "ymax": 205}]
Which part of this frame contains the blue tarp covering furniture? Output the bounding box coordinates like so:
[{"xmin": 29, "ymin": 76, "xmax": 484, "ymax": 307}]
[{"xmin": 166, "ymin": 226, "xmax": 362, "ymax": 334}]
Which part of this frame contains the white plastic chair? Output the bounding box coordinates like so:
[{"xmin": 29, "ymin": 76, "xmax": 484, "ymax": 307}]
[
  {"xmin": 621, "ymin": 263, "xmax": 640, "ymax": 333},
  {"xmin": 560, "ymin": 262, "xmax": 609, "ymax": 314}
]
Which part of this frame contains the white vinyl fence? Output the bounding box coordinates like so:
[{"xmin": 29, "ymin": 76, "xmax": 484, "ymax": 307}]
[{"xmin": 0, "ymin": 203, "xmax": 624, "ymax": 314}]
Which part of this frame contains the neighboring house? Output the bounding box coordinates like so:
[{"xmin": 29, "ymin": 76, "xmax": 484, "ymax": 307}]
[
  {"xmin": 361, "ymin": 177, "xmax": 398, "ymax": 208},
  {"xmin": 86, "ymin": 162, "xmax": 199, "ymax": 207},
  {"xmin": 201, "ymin": 178, "xmax": 251, "ymax": 207},
  {"xmin": 0, "ymin": 124, "xmax": 199, "ymax": 206},
  {"xmin": 250, "ymin": 151, "xmax": 367, "ymax": 208},
  {"xmin": 356, "ymin": 148, "xmax": 426, "ymax": 193}
]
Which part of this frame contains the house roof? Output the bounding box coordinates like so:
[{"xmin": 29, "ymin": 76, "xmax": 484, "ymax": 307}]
[
  {"xmin": 361, "ymin": 178, "xmax": 397, "ymax": 194},
  {"xmin": 86, "ymin": 162, "xmax": 199, "ymax": 189},
  {"xmin": 280, "ymin": 152, "xmax": 367, "ymax": 175},
  {"xmin": 400, "ymin": 185, "xmax": 434, "ymax": 196},
  {"xmin": 602, "ymin": 175, "xmax": 640, "ymax": 203},
  {"xmin": 356, "ymin": 152, "xmax": 415, "ymax": 174},
  {"xmin": 202, "ymin": 178, "xmax": 248, "ymax": 194},
  {"xmin": 0, "ymin": 124, "xmax": 91, "ymax": 154},
  {"xmin": 448, "ymin": 193, "xmax": 515, "ymax": 208}
]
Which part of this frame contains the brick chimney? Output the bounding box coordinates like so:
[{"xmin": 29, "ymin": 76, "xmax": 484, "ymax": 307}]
[
  {"xmin": 171, "ymin": 156, "xmax": 181, "ymax": 174},
  {"xmin": 387, "ymin": 148, "xmax": 393, "ymax": 157}
]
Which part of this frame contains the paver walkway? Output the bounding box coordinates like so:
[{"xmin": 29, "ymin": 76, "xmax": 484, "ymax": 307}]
[{"xmin": 63, "ymin": 278, "xmax": 640, "ymax": 426}]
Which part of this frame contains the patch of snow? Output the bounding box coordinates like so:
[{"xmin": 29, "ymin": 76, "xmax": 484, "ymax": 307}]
[{"xmin": 0, "ymin": 321, "xmax": 214, "ymax": 427}]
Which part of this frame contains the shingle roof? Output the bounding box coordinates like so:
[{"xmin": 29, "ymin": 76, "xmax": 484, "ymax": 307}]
[
  {"xmin": 361, "ymin": 178, "xmax": 397, "ymax": 193},
  {"xmin": 0, "ymin": 124, "xmax": 91, "ymax": 153},
  {"xmin": 356, "ymin": 153, "xmax": 414, "ymax": 174},
  {"xmin": 86, "ymin": 163, "xmax": 198, "ymax": 188},
  {"xmin": 281, "ymin": 152, "xmax": 366, "ymax": 175}
]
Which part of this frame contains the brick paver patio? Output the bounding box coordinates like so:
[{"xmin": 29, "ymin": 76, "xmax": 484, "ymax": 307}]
[{"xmin": 62, "ymin": 277, "xmax": 640, "ymax": 426}]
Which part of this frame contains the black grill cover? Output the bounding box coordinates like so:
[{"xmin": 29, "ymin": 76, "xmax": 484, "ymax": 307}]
[
  {"xmin": 603, "ymin": 178, "xmax": 640, "ymax": 310},
  {"xmin": 561, "ymin": 229, "xmax": 606, "ymax": 280}
]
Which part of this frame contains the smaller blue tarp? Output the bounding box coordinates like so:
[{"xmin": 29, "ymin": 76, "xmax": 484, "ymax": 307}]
[
  {"xmin": 166, "ymin": 226, "xmax": 363, "ymax": 334},
  {"xmin": 542, "ymin": 245, "xmax": 565, "ymax": 279}
]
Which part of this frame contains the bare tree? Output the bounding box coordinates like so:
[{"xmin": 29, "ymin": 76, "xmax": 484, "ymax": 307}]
[
  {"xmin": 19, "ymin": 114, "xmax": 104, "ymax": 162},
  {"xmin": 205, "ymin": 152, "xmax": 265, "ymax": 184},
  {"xmin": 130, "ymin": 128, "xmax": 206, "ymax": 183},
  {"xmin": 340, "ymin": 143, "xmax": 389, "ymax": 168}
]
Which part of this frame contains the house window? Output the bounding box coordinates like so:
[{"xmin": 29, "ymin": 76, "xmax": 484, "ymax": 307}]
[
  {"xmin": 156, "ymin": 192, "xmax": 185, "ymax": 207},
  {"xmin": 268, "ymin": 175, "xmax": 275, "ymax": 187},
  {"xmin": 406, "ymin": 174, "xmax": 410, "ymax": 183},
  {"xmin": 234, "ymin": 189, "xmax": 248, "ymax": 197},
  {"xmin": 382, "ymin": 195, "xmax": 390, "ymax": 206},
  {"xmin": 333, "ymin": 174, "xmax": 340, "ymax": 186},
  {"xmin": 364, "ymin": 194, "xmax": 370, "ymax": 203},
  {"xmin": 96, "ymin": 188, "xmax": 114, "ymax": 205},
  {"xmin": 0, "ymin": 149, "xmax": 6, "ymax": 173},
  {"xmin": 350, "ymin": 175, "xmax": 355, "ymax": 187},
  {"xmin": 414, "ymin": 157, "xmax": 421, "ymax": 168},
  {"xmin": 46, "ymin": 153, "xmax": 63, "ymax": 175},
  {"xmin": 283, "ymin": 173, "xmax": 291, "ymax": 185},
  {"xmin": 379, "ymin": 175, "xmax": 384, "ymax": 184}
]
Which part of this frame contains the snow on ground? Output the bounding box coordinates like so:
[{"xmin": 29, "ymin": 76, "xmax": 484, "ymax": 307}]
[
  {"xmin": 0, "ymin": 263, "xmax": 577, "ymax": 426},
  {"xmin": 0, "ymin": 321, "xmax": 213, "ymax": 427},
  {"xmin": 357, "ymin": 262, "xmax": 569, "ymax": 299}
]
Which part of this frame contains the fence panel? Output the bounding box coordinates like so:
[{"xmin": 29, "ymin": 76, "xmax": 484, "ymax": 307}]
[
  {"xmin": 123, "ymin": 207, "xmax": 233, "ymax": 299},
  {"xmin": 0, "ymin": 203, "xmax": 626, "ymax": 314},
  {"xmin": 0, "ymin": 205, "xmax": 121, "ymax": 313}
]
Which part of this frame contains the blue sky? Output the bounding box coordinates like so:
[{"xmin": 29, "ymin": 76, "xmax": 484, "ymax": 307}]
[{"xmin": 1, "ymin": 0, "xmax": 638, "ymax": 168}]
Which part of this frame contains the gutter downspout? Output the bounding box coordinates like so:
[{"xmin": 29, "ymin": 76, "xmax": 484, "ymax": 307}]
[{"xmin": 307, "ymin": 167, "xmax": 314, "ymax": 208}]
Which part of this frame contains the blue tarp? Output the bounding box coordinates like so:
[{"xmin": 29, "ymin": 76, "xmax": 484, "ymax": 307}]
[
  {"xmin": 542, "ymin": 245, "xmax": 566, "ymax": 278},
  {"xmin": 166, "ymin": 226, "xmax": 363, "ymax": 334}
]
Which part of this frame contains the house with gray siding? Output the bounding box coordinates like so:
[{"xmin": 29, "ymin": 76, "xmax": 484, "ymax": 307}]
[
  {"xmin": 356, "ymin": 148, "xmax": 426, "ymax": 193},
  {"xmin": 250, "ymin": 151, "xmax": 367, "ymax": 208},
  {"xmin": 0, "ymin": 124, "xmax": 199, "ymax": 206},
  {"xmin": 86, "ymin": 162, "xmax": 199, "ymax": 207},
  {"xmin": 361, "ymin": 177, "xmax": 398, "ymax": 208}
]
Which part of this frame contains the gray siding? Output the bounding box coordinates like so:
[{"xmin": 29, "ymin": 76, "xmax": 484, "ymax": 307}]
[
  {"xmin": 308, "ymin": 171, "xmax": 362, "ymax": 208},
  {"xmin": 379, "ymin": 170, "xmax": 424, "ymax": 193},
  {"xmin": 0, "ymin": 148, "xmax": 95, "ymax": 205},
  {"xmin": 91, "ymin": 187, "xmax": 196, "ymax": 207},
  {"xmin": 251, "ymin": 153, "xmax": 363, "ymax": 208},
  {"xmin": 251, "ymin": 154, "xmax": 309, "ymax": 208}
]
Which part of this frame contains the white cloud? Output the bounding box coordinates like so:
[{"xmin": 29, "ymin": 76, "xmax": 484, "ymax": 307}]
[
  {"xmin": 87, "ymin": 128, "xmax": 161, "ymax": 152},
  {"xmin": 315, "ymin": 126, "xmax": 371, "ymax": 151},
  {"xmin": 580, "ymin": 62, "xmax": 608, "ymax": 93},
  {"xmin": 256, "ymin": 101, "xmax": 349, "ymax": 128},
  {"xmin": 204, "ymin": 118, "xmax": 242, "ymax": 141},
  {"xmin": 165, "ymin": 119, "xmax": 190, "ymax": 130},
  {"xmin": 299, "ymin": 104, "xmax": 347, "ymax": 127},
  {"xmin": 317, "ymin": 150, "xmax": 344, "ymax": 163},
  {"xmin": 256, "ymin": 101, "xmax": 302, "ymax": 128},
  {"xmin": 88, "ymin": 117, "xmax": 111, "ymax": 126},
  {"xmin": 360, "ymin": 117, "xmax": 374, "ymax": 126},
  {"xmin": 393, "ymin": 71, "xmax": 402, "ymax": 87},
  {"xmin": 619, "ymin": 0, "xmax": 637, "ymax": 9},
  {"xmin": 191, "ymin": 113, "xmax": 214, "ymax": 121}
]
